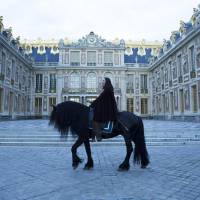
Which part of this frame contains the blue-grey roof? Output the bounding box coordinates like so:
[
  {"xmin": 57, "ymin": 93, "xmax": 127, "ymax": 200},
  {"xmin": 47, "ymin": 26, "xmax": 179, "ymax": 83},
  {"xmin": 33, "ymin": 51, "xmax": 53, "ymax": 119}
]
[
  {"xmin": 124, "ymin": 48, "xmax": 153, "ymax": 64},
  {"xmin": 31, "ymin": 47, "xmax": 59, "ymax": 62},
  {"xmin": 30, "ymin": 47, "xmax": 154, "ymax": 64}
]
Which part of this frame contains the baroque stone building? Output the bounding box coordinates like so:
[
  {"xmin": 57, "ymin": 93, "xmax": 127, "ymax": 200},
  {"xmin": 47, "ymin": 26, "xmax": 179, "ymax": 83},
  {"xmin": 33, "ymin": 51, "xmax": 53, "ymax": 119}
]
[
  {"xmin": 0, "ymin": 5, "xmax": 200, "ymax": 121},
  {"xmin": 150, "ymin": 5, "xmax": 200, "ymax": 121}
]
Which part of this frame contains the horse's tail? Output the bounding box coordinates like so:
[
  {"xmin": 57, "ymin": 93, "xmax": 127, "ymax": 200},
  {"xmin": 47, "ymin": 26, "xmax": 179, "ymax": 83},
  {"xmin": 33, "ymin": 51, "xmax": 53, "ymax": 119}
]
[
  {"xmin": 132, "ymin": 117, "xmax": 149, "ymax": 167},
  {"xmin": 49, "ymin": 103, "xmax": 70, "ymax": 136}
]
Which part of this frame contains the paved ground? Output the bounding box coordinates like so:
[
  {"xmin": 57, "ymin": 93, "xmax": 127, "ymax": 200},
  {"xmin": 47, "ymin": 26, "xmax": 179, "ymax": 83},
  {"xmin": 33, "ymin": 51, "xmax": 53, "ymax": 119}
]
[
  {"xmin": 0, "ymin": 120, "xmax": 200, "ymax": 200},
  {"xmin": 0, "ymin": 145, "xmax": 200, "ymax": 200}
]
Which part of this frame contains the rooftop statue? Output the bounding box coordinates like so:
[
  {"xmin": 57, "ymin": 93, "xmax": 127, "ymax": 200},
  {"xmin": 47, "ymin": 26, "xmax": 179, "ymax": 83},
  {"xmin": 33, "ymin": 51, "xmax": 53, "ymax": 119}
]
[
  {"xmin": 157, "ymin": 47, "xmax": 164, "ymax": 58},
  {"xmin": 0, "ymin": 16, "xmax": 3, "ymax": 32},
  {"xmin": 170, "ymin": 31, "xmax": 180, "ymax": 44},
  {"xmin": 179, "ymin": 20, "xmax": 192, "ymax": 35},
  {"xmin": 162, "ymin": 39, "xmax": 171, "ymax": 52},
  {"xmin": 3, "ymin": 26, "xmax": 13, "ymax": 41},
  {"xmin": 190, "ymin": 5, "xmax": 200, "ymax": 26},
  {"xmin": 11, "ymin": 36, "xmax": 20, "ymax": 48}
]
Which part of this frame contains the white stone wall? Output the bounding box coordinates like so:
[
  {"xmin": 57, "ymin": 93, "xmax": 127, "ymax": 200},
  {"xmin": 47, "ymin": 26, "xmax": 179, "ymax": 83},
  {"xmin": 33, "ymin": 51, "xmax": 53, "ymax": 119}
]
[
  {"xmin": 0, "ymin": 44, "xmax": 32, "ymax": 119},
  {"xmin": 150, "ymin": 29, "xmax": 200, "ymax": 119}
]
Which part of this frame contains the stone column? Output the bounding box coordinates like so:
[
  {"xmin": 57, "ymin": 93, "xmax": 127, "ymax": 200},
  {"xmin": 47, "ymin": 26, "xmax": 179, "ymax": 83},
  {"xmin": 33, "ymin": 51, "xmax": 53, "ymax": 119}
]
[
  {"xmin": 57, "ymin": 71, "xmax": 63, "ymax": 104},
  {"xmin": 120, "ymin": 72, "xmax": 126, "ymax": 111},
  {"xmin": 149, "ymin": 72, "xmax": 153, "ymax": 116}
]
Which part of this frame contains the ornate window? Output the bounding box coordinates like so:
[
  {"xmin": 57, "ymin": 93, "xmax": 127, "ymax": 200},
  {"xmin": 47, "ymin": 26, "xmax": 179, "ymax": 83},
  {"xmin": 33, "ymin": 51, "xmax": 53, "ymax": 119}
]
[
  {"xmin": 168, "ymin": 61, "xmax": 172, "ymax": 81},
  {"xmin": 140, "ymin": 74, "xmax": 148, "ymax": 93},
  {"xmin": 141, "ymin": 98, "xmax": 148, "ymax": 114},
  {"xmin": 70, "ymin": 51, "xmax": 80, "ymax": 66},
  {"xmin": 172, "ymin": 62, "xmax": 177, "ymax": 79},
  {"xmin": 196, "ymin": 53, "xmax": 200, "ymax": 68},
  {"xmin": 0, "ymin": 88, "xmax": 3, "ymax": 112},
  {"xmin": 87, "ymin": 51, "xmax": 96, "ymax": 66},
  {"xmin": 183, "ymin": 55, "xmax": 189, "ymax": 74},
  {"xmin": 35, "ymin": 74, "xmax": 43, "ymax": 93},
  {"xmin": 126, "ymin": 74, "xmax": 134, "ymax": 93},
  {"xmin": 189, "ymin": 46, "xmax": 195, "ymax": 70},
  {"xmin": 177, "ymin": 55, "xmax": 182, "ymax": 76},
  {"xmin": 1, "ymin": 52, "xmax": 6, "ymax": 74},
  {"xmin": 87, "ymin": 72, "xmax": 97, "ymax": 91},
  {"xmin": 15, "ymin": 67, "xmax": 19, "ymax": 82},
  {"xmin": 161, "ymin": 67, "xmax": 164, "ymax": 84},
  {"xmin": 70, "ymin": 72, "xmax": 80, "ymax": 89},
  {"xmin": 184, "ymin": 86, "xmax": 190, "ymax": 110},
  {"xmin": 165, "ymin": 67, "xmax": 168, "ymax": 83},
  {"xmin": 127, "ymin": 98, "xmax": 134, "ymax": 112},
  {"xmin": 64, "ymin": 77, "xmax": 68, "ymax": 88},
  {"xmin": 49, "ymin": 74, "xmax": 56, "ymax": 93},
  {"xmin": 104, "ymin": 52, "xmax": 113, "ymax": 66},
  {"xmin": 11, "ymin": 59, "xmax": 16, "ymax": 80}
]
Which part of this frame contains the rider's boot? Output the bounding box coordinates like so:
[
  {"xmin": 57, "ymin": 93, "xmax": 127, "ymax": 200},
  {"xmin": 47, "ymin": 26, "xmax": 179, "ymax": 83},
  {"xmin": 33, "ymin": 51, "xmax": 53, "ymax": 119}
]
[{"xmin": 92, "ymin": 121, "xmax": 102, "ymax": 142}]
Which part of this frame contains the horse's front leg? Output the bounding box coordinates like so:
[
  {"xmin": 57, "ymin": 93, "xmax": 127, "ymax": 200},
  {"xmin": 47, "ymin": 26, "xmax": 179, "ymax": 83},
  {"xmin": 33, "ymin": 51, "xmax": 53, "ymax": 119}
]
[
  {"xmin": 71, "ymin": 137, "xmax": 84, "ymax": 169},
  {"xmin": 83, "ymin": 139, "xmax": 94, "ymax": 170},
  {"xmin": 118, "ymin": 133, "xmax": 133, "ymax": 171}
]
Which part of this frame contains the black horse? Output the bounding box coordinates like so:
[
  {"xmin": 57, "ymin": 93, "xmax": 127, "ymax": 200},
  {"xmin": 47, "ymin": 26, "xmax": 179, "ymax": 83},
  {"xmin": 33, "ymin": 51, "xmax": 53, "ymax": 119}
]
[{"xmin": 49, "ymin": 101, "xmax": 149, "ymax": 171}]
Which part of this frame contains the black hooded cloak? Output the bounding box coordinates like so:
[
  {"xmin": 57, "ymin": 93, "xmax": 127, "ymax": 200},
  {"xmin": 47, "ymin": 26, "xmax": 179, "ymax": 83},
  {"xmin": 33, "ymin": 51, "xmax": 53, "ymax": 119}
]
[{"xmin": 90, "ymin": 77, "xmax": 118, "ymax": 123}]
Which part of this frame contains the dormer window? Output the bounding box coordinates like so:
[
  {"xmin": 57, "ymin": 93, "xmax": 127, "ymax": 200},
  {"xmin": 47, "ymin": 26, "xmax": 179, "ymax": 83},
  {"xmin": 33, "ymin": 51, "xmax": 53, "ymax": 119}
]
[{"xmin": 40, "ymin": 46, "xmax": 44, "ymax": 52}]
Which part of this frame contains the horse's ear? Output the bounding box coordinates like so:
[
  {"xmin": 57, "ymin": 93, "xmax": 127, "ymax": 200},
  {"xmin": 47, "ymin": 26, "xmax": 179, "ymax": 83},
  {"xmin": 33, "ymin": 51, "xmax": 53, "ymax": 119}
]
[{"xmin": 52, "ymin": 105, "xmax": 56, "ymax": 110}]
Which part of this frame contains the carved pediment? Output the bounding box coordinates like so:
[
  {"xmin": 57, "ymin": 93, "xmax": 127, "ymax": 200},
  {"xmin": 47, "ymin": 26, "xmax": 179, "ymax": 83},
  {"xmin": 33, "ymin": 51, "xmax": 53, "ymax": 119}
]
[{"xmin": 61, "ymin": 32, "xmax": 125, "ymax": 49}]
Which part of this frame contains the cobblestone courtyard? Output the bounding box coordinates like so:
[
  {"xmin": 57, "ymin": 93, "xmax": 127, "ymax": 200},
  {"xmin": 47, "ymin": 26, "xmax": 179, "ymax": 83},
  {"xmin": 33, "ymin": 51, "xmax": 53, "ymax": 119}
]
[{"xmin": 0, "ymin": 120, "xmax": 200, "ymax": 200}]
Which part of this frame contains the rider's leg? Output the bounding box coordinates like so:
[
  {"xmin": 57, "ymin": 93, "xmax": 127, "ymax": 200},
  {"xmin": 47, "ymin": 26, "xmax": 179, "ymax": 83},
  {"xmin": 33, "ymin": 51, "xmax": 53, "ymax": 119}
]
[{"xmin": 92, "ymin": 121, "xmax": 102, "ymax": 142}]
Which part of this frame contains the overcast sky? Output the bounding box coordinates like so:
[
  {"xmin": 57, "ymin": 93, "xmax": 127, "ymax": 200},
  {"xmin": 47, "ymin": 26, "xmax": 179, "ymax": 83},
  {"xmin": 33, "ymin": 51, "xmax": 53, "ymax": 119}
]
[{"xmin": 0, "ymin": 0, "xmax": 199, "ymax": 42}]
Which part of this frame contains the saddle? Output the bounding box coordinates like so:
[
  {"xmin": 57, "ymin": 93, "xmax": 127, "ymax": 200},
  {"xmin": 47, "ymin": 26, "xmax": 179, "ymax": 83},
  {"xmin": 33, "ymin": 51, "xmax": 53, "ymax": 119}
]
[{"xmin": 89, "ymin": 108, "xmax": 114, "ymax": 133}]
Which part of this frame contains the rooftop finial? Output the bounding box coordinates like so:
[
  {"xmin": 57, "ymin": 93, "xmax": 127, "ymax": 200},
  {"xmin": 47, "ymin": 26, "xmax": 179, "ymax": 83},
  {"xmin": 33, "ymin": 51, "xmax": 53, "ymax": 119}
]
[{"xmin": 0, "ymin": 16, "xmax": 3, "ymax": 32}]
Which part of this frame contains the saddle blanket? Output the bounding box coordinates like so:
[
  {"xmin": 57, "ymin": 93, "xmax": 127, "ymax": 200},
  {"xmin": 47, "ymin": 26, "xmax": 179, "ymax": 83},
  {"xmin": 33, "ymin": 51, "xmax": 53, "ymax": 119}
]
[{"xmin": 89, "ymin": 109, "xmax": 113, "ymax": 133}]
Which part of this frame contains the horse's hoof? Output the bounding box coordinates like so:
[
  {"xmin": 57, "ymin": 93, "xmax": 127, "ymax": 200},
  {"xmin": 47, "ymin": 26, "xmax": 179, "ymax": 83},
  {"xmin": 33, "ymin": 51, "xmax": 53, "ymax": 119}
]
[
  {"xmin": 141, "ymin": 165, "xmax": 147, "ymax": 169},
  {"xmin": 83, "ymin": 165, "xmax": 93, "ymax": 170},
  {"xmin": 73, "ymin": 165, "xmax": 78, "ymax": 170},
  {"xmin": 118, "ymin": 167, "xmax": 129, "ymax": 171},
  {"xmin": 72, "ymin": 162, "xmax": 80, "ymax": 169},
  {"xmin": 118, "ymin": 165, "xmax": 130, "ymax": 171}
]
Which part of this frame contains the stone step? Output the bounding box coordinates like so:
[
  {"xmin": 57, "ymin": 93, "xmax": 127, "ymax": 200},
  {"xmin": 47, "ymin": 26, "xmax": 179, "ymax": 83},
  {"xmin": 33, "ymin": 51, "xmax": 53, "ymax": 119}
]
[
  {"xmin": 0, "ymin": 136, "xmax": 200, "ymax": 147},
  {"xmin": 0, "ymin": 137, "xmax": 200, "ymax": 142},
  {"xmin": 0, "ymin": 141, "xmax": 200, "ymax": 147},
  {"xmin": 0, "ymin": 135, "xmax": 199, "ymax": 141}
]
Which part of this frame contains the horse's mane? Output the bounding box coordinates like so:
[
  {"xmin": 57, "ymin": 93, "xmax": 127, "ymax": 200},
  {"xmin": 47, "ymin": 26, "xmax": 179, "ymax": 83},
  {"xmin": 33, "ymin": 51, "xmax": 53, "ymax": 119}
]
[{"xmin": 49, "ymin": 101, "xmax": 89, "ymax": 136}]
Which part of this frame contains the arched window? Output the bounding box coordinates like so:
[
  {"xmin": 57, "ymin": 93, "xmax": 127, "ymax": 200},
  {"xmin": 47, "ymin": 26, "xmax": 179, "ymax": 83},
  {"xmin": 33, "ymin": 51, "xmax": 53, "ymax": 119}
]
[
  {"xmin": 70, "ymin": 72, "xmax": 80, "ymax": 88},
  {"xmin": 87, "ymin": 72, "xmax": 97, "ymax": 89}
]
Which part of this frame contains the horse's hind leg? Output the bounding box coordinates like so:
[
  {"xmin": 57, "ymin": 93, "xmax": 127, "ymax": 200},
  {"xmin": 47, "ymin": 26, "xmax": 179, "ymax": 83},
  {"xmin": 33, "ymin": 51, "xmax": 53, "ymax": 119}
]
[
  {"xmin": 71, "ymin": 137, "xmax": 84, "ymax": 169},
  {"xmin": 83, "ymin": 139, "xmax": 94, "ymax": 170},
  {"xmin": 118, "ymin": 133, "xmax": 133, "ymax": 171}
]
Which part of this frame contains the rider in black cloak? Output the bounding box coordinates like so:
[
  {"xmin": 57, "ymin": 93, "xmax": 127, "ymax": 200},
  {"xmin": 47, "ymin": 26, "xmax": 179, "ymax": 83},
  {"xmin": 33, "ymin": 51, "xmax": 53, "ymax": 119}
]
[{"xmin": 90, "ymin": 77, "xmax": 118, "ymax": 141}]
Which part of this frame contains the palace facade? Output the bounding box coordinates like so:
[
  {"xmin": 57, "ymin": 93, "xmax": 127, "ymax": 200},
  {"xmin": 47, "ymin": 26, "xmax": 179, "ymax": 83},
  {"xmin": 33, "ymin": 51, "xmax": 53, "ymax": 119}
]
[{"xmin": 0, "ymin": 5, "xmax": 200, "ymax": 121}]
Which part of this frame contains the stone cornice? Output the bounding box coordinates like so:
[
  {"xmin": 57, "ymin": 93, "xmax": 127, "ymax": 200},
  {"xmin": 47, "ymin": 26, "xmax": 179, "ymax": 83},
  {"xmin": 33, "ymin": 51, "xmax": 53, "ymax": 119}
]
[
  {"xmin": 125, "ymin": 39, "xmax": 162, "ymax": 48},
  {"xmin": 32, "ymin": 65, "xmax": 127, "ymax": 71},
  {"xmin": 150, "ymin": 27, "xmax": 200, "ymax": 71},
  {"xmin": 21, "ymin": 38, "xmax": 162, "ymax": 49},
  {"xmin": 0, "ymin": 34, "xmax": 32, "ymax": 68}
]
